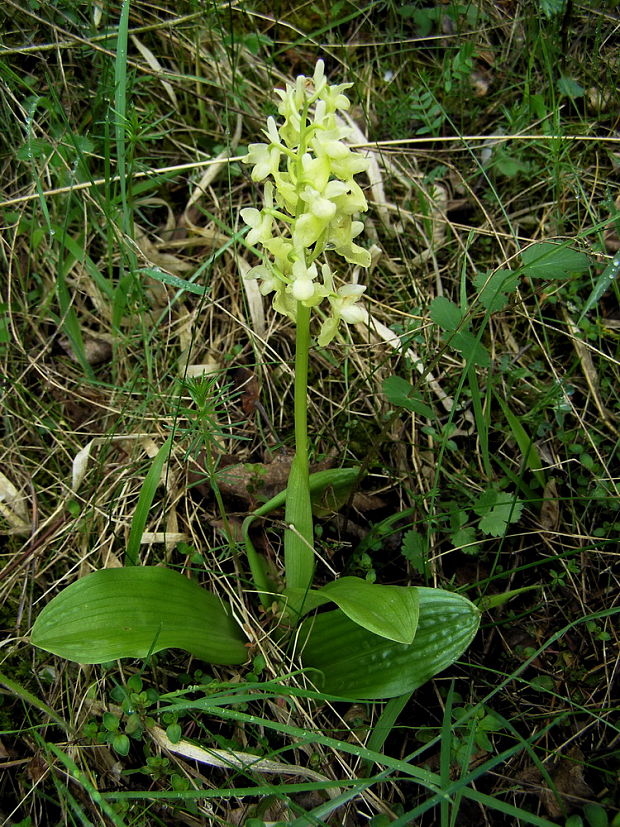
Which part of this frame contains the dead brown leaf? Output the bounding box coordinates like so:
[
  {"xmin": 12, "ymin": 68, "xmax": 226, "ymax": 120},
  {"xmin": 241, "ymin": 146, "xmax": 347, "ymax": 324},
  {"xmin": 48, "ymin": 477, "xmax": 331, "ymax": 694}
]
[
  {"xmin": 59, "ymin": 335, "xmax": 112, "ymax": 366},
  {"xmin": 539, "ymin": 478, "xmax": 560, "ymax": 531},
  {"xmin": 518, "ymin": 746, "xmax": 592, "ymax": 818}
]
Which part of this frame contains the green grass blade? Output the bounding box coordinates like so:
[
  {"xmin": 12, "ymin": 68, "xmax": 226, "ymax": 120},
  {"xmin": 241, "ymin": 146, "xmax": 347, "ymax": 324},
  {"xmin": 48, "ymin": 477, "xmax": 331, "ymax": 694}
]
[
  {"xmin": 40, "ymin": 737, "xmax": 129, "ymax": 827},
  {"xmin": 0, "ymin": 669, "xmax": 70, "ymax": 734},
  {"xmin": 126, "ymin": 436, "xmax": 172, "ymax": 565},
  {"xmin": 113, "ymin": 0, "xmax": 131, "ymax": 238},
  {"xmin": 578, "ymin": 250, "xmax": 620, "ymax": 322},
  {"xmin": 360, "ymin": 691, "xmax": 413, "ymax": 776},
  {"xmin": 494, "ymin": 391, "xmax": 546, "ymax": 487},
  {"xmin": 159, "ymin": 700, "xmax": 443, "ymax": 790},
  {"xmin": 56, "ymin": 230, "xmax": 96, "ymax": 380},
  {"xmin": 467, "ymin": 364, "xmax": 491, "ymax": 476},
  {"xmin": 439, "ymin": 682, "xmax": 455, "ymax": 827}
]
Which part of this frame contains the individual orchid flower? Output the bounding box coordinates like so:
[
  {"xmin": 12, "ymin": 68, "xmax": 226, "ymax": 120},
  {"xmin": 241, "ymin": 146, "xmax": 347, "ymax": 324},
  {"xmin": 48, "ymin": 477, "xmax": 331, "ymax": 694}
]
[
  {"xmin": 318, "ymin": 283, "xmax": 367, "ymax": 346},
  {"xmin": 245, "ymin": 264, "xmax": 281, "ymax": 296},
  {"xmin": 327, "ymin": 216, "xmax": 371, "ymax": 268},
  {"xmin": 243, "ymin": 118, "xmax": 283, "ymax": 181},
  {"xmin": 240, "ymin": 182, "xmax": 277, "ymax": 246}
]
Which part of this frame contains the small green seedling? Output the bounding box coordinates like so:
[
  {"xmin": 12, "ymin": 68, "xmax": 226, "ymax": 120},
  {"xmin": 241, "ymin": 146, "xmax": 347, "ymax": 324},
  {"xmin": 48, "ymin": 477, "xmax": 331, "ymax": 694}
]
[{"xmin": 32, "ymin": 62, "xmax": 481, "ymax": 700}]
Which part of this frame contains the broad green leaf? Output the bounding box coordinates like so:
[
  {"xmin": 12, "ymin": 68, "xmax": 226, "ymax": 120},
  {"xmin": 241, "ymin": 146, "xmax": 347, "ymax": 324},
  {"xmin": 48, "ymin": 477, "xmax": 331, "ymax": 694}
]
[
  {"xmin": 382, "ymin": 375, "xmax": 435, "ymax": 420},
  {"xmin": 430, "ymin": 296, "xmax": 462, "ymax": 331},
  {"xmin": 521, "ymin": 242, "xmax": 590, "ymax": 279},
  {"xmin": 31, "ymin": 567, "xmax": 247, "ymax": 665},
  {"xmin": 299, "ymin": 587, "xmax": 480, "ymax": 699},
  {"xmin": 285, "ymin": 578, "xmax": 419, "ymax": 644}
]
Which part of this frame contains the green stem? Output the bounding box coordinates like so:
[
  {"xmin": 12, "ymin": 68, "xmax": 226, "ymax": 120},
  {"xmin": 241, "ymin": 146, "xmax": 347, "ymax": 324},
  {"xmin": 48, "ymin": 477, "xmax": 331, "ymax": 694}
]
[
  {"xmin": 294, "ymin": 303, "xmax": 311, "ymax": 477},
  {"xmin": 284, "ymin": 302, "xmax": 314, "ymax": 597}
]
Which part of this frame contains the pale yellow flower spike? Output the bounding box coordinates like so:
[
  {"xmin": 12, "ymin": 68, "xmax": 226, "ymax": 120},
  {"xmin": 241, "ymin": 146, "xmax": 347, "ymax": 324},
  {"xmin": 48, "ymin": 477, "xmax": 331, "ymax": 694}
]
[{"xmin": 241, "ymin": 60, "xmax": 370, "ymax": 345}]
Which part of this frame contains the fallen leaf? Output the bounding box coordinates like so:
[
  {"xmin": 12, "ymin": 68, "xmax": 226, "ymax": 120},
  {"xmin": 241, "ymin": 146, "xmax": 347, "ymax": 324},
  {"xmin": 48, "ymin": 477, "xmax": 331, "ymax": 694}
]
[
  {"xmin": 59, "ymin": 335, "xmax": 112, "ymax": 366},
  {"xmin": 519, "ymin": 746, "xmax": 591, "ymax": 818},
  {"xmin": 131, "ymin": 35, "xmax": 177, "ymax": 107},
  {"xmin": 539, "ymin": 478, "xmax": 560, "ymax": 531},
  {"xmin": 231, "ymin": 366, "xmax": 260, "ymax": 415}
]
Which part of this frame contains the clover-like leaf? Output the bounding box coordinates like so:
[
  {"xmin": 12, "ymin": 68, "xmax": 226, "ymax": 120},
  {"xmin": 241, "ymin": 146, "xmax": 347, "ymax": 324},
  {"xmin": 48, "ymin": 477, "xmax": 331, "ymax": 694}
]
[
  {"xmin": 474, "ymin": 488, "xmax": 523, "ymax": 537},
  {"xmin": 521, "ymin": 243, "xmax": 590, "ymax": 279}
]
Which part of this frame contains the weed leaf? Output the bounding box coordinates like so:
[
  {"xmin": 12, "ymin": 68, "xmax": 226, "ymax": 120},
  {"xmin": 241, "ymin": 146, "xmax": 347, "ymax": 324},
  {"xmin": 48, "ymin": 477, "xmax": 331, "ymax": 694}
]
[
  {"xmin": 521, "ymin": 243, "xmax": 590, "ymax": 279},
  {"xmin": 401, "ymin": 529, "xmax": 426, "ymax": 574},
  {"xmin": 474, "ymin": 488, "xmax": 523, "ymax": 537},
  {"xmin": 473, "ymin": 269, "xmax": 519, "ymax": 312},
  {"xmin": 383, "ymin": 375, "xmax": 435, "ymax": 419},
  {"xmin": 430, "ymin": 296, "xmax": 462, "ymax": 330}
]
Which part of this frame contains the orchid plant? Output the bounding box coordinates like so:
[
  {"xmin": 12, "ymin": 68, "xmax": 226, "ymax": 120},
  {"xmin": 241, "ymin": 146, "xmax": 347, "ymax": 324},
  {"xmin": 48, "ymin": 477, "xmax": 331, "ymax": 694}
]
[{"xmin": 32, "ymin": 61, "xmax": 480, "ymax": 700}]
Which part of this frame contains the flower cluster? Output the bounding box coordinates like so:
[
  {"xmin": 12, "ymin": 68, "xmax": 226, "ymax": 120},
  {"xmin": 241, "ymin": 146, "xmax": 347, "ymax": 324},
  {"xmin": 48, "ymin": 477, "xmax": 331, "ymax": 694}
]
[{"xmin": 241, "ymin": 60, "xmax": 370, "ymax": 345}]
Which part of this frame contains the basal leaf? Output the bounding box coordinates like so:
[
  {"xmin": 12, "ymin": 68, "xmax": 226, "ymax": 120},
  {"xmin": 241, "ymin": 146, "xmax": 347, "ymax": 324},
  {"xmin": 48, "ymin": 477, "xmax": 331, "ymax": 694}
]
[
  {"xmin": 31, "ymin": 567, "xmax": 247, "ymax": 665},
  {"xmin": 321, "ymin": 578, "xmax": 419, "ymax": 643},
  {"xmin": 299, "ymin": 587, "xmax": 480, "ymax": 699},
  {"xmin": 286, "ymin": 578, "xmax": 419, "ymax": 643}
]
